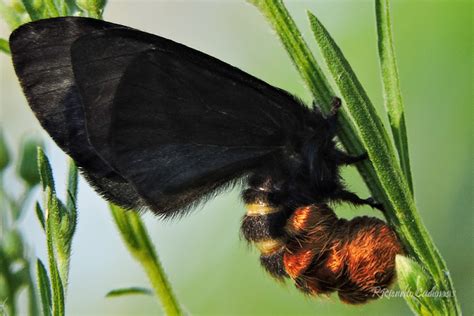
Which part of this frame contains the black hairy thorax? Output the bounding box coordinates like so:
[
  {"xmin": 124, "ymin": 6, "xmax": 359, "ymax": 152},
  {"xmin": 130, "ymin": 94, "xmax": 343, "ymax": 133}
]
[{"xmin": 256, "ymin": 102, "xmax": 346, "ymax": 210}]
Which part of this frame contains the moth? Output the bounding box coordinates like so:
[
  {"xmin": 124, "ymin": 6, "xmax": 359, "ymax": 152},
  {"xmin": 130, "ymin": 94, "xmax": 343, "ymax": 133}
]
[{"xmin": 10, "ymin": 17, "xmax": 401, "ymax": 303}]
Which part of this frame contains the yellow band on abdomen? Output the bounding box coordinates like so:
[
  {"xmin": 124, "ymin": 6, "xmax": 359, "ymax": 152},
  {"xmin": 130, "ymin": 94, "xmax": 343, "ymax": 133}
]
[
  {"xmin": 245, "ymin": 203, "xmax": 279, "ymax": 216},
  {"xmin": 254, "ymin": 238, "xmax": 285, "ymax": 255}
]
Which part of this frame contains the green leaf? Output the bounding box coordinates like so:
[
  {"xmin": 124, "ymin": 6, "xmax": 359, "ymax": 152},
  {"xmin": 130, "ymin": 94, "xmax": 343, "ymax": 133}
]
[
  {"xmin": 60, "ymin": 159, "xmax": 78, "ymax": 267},
  {"xmin": 76, "ymin": 0, "xmax": 107, "ymax": 18},
  {"xmin": 21, "ymin": 0, "xmax": 48, "ymax": 20},
  {"xmin": 106, "ymin": 287, "xmax": 153, "ymax": 298},
  {"xmin": 11, "ymin": 0, "xmax": 27, "ymax": 14},
  {"xmin": 0, "ymin": 129, "xmax": 11, "ymax": 171},
  {"xmin": 65, "ymin": 158, "xmax": 78, "ymax": 213},
  {"xmin": 37, "ymin": 147, "xmax": 55, "ymax": 192},
  {"xmin": 0, "ymin": 273, "xmax": 8, "ymax": 306},
  {"xmin": 43, "ymin": 0, "xmax": 59, "ymax": 17},
  {"xmin": 64, "ymin": 0, "xmax": 80, "ymax": 15},
  {"xmin": 2, "ymin": 230, "xmax": 24, "ymax": 261},
  {"xmin": 17, "ymin": 138, "xmax": 43, "ymax": 187},
  {"xmin": 0, "ymin": 38, "xmax": 10, "ymax": 54},
  {"xmin": 37, "ymin": 259, "xmax": 52, "ymax": 316},
  {"xmin": 0, "ymin": 1, "xmax": 24, "ymax": 29},
  {"xmin": 307, "ymin": 9, "xmax": 411, "ymax": 225},
  {"xmin": 50, "ymin": 196, "xmax": 74, "ymax": 289},
  {"xmin": 307, "ymin": 10, "xmax": 459, "ymax": 315},
  {"xmin": 36, "ymin": 202, "xmax": 46, "ymax": 231},
  {"xmin": 396, "ymin": 255, "xmax": 445, "ymax": 315},
  {"xmin": 375, "ymin": 0, "xmax": 413, "ymax": 193}
]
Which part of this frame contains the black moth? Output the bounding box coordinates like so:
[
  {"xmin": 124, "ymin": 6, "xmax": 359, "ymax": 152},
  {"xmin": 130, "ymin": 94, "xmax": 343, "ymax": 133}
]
[
  {"xmin": 10, "ymin": 17, "xmax": 378, "ymax": 216},
  {"xmin": 9, "ymin": 17, "xmax": 400, "ymax": 302}
]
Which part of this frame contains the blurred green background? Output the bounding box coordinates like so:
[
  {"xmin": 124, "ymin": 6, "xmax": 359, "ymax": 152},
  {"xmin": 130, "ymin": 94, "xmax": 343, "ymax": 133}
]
[{"xmin": 0, "ymin": 0, "xmax": 472, "ymax": 315}]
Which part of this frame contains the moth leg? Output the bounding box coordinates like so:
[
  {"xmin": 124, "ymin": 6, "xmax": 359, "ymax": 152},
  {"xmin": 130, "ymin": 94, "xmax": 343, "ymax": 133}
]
[
  {"xmin": 326, "ymin": 97, "xmax": 342, "ymax": 131},
  {"xmin": 311, "ymin": 100, "xmax": 324, "ymax": 116},
  {"xmin": 330, "ymin": 96, "xmax": 342, "ymax": 116},
  {"xmin": 334, "ymin": 150, "xmax": 368, "ymax": 165},
  {"xmin": 335, "ymin": 190, "xmax": 384, "ymax": 212}
]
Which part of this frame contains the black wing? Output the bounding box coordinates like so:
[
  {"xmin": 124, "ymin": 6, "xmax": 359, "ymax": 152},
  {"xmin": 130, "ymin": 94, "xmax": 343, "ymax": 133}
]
[
  {"xmin": 9, "ymin": 17, "xmax": 143, "ymax": 209},
  {"xmin": 69, "ymin": 30, "xmax": 156, "ymax": 168},
  {"xmin": 70, "ymin": 28, "xmax": 311, "ymax": 217}
]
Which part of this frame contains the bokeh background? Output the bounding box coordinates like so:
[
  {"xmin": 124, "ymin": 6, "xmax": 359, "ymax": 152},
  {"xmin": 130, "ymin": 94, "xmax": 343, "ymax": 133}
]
[{"xmin": 0, "ymin": 0, "xmax": 472, "ymax": 315}]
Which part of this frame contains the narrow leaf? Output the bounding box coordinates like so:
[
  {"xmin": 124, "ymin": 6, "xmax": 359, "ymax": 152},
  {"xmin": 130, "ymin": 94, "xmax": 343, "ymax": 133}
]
[
  {"xmin": 65, "ymin": 158, "xmax": 78, "ymax": 212},
  {"xmin": 18, "ymin": 138, "xmax": 42, "ymax": 187},
  {"xmin": 76, "ymin": 0, "xmax": 107, "ymax": 19},
  {"xmin": 307, "ymin": 11, "xmax": 407, "ymax": 212},
  {"xmin": 36, "ymin": 202, "xmax": 46, "ymax": 231},
  {"xmin": 64, "ymin": 0, "xmax": 80, "ymax": 15},
  {"xmin": 56, "ymin": 0, "xmax": 67, "ymax": 16},
  {"xmin": 37, "ymin": 147, "xmax": 55, "ymax": 192},
  {"xmin": 0, "ymin": 38, "xmax": 10, "ymax": 54},
  {"xmin": 50, "ymin": 196, "xmax": 73, "ymax": 290},
  {"xmin": 37, "ymin": 259, "xmax": 52, "ymax": 316},
  {"xmin": 375, "ymin": 0, "xmax": 413, "ymax": 193},
  {"xmin": 106, "ymin": 287, "xmax": 153, "ymax": 298},
  {"xmin": 65, "ymin": 159, "xmax": 79, "ymax": 249},
  {"xmin": 43, "ymin": 0, "xmax": 60, "ymax": 17},
  {"xmin": 21, "ymin": 0, "xmax": 47, "ymax": 20},
  {"xmin": 396, "ymin": 255, "xmax": 445, "ymax": 315}
]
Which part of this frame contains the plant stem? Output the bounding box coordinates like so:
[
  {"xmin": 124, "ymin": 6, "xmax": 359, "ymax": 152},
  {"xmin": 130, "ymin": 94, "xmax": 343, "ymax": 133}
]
[
  {"xmin": 26, "ymin": 261, "xmax": 40, "ymax": 316},
  {"xmin": 129, "ymin": 214, "xmax": 181, "ymax": 316},
  {"xmin": 375, "ymin": 0, "xmax": 413, "ymax": 193},
  {"xmin": 0, "ymin": 252, "xmax": 16, "ymax": 316},
  {"xmin": 110, "ymin": 205, "xmax": 183, "ymax": 316}
]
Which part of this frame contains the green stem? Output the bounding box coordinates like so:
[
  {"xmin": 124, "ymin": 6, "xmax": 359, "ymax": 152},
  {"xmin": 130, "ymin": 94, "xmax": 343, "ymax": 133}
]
[
  {"xmin": 0, "ymin": 252, "xmax": 16, "ymax": 316},
  {"xmin": 26, "ymin": 261, "xmax": 40, "ymax": 316},
  {"xmin": 375, "ymin": 0, "xmax": 413, "ymax": 193},
  {"xmin": 46, "ymin": 209, "xmax": 65, "ymax": 316},
  {"xmin": 110, "ymin": 205, "xmax": 182, "ymax": 316},
  {"xmin": 40, "ymin": 186, "xmax": 64, "ymax": 316}
]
